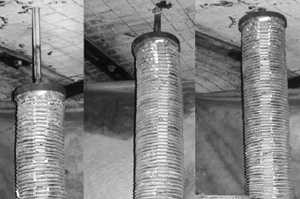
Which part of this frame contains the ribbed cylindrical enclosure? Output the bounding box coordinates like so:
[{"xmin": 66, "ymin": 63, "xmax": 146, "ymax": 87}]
[
  {"xmin": 132, "ymin": 32, "xmax": 184, "ymax": 199},
  {"xmin": 239, "ymin": 11, "xmax": 290, "ymax": 198},
  {"xmin": 199, "ymin": 195, "xmax": 249, "ymax": 199},
  {"xmin": 14, "ymin": 83, "xmax": 66, "ymax": 199}
]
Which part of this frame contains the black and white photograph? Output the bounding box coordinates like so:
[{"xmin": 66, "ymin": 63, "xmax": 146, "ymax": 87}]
[{"xmin": 1, "ymin": 0, "xmax": 300, "ymax": 199}]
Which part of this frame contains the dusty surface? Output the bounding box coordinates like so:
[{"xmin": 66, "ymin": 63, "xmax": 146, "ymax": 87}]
[
  {"xmin": 0, "ymin": 111, "xmax": 83, "ymax": 199},
  {"xmin": 0, "ymin": 0, "xmax": 83, "ymax": 81}
]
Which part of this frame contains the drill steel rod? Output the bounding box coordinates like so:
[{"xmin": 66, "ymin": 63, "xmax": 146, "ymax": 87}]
[{"xmin": 32, "ymin": 7, "xmax": 42, "ymax": 82}]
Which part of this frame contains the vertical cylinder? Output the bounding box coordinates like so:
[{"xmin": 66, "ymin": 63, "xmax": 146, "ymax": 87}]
[
  {"xmin": 132, "ymin": 32, "xmax": 184, "ymax": 199},
  {"xmin": 239, "ymin": 11, "xmax": 289, "ymax": 198},
  {"xmin": 14, "ymin": 83, "xmax": 66, "ymax": 199}
]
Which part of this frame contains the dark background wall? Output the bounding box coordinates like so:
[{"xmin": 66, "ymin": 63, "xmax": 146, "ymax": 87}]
[
  {"xmin": 196, "ymin": 97, "xmax": 300, "ymax": 198},
  {"xmin": 0, "ymin": 110, "xmax": 83, "ymax": 199}
]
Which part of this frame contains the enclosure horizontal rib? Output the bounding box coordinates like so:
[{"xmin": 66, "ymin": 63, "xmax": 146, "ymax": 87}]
[{"xmin": 198, "ymin": 195, "xmax": 249, "ymax": 199}]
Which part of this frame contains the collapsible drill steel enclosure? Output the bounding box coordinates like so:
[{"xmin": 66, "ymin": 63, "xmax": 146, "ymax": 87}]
[
  {"xmin": 14, "ymin": 83, "xmax": 66, "ymax": 199},
  {"xmin": 132, "ymin": 32, "xmax": 184, "ymax": 199},
  {"xmin": 239, "ymin": 11, "xmax": 290, "ymax": 198}
]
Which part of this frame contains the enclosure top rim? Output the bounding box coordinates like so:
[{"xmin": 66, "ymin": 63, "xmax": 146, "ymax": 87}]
[
  {"xmin": 14, "ymin": 82, "xmax": 66, "ymax": 98},
  {"xmin": 131, "ymin": 31, "xmax": 180, "ymax": 56},
  {"xmin": 238, "ymin": 10, "xmax": 287, "ymax": 32}
]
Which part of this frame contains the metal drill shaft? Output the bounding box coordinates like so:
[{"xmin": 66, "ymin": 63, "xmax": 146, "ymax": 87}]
[{"xmin": 32, "ymin": 7, "xmax": 42, "ymax": 83}]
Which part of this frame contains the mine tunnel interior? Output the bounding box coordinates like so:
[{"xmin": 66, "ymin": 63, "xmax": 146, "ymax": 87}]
[{"xmin": 0, "ymin": 0, "xmax": 300, "ymax": 199}]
